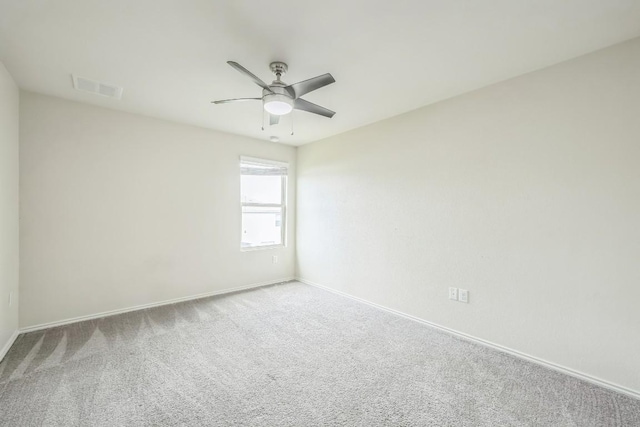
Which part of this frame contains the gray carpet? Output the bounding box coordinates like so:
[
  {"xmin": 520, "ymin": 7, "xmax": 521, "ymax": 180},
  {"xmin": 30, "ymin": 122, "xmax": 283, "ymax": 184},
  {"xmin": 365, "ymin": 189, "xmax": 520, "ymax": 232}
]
[{"xmin": 0, "ymin": 281, "xmax": 638, "ymax": 426}]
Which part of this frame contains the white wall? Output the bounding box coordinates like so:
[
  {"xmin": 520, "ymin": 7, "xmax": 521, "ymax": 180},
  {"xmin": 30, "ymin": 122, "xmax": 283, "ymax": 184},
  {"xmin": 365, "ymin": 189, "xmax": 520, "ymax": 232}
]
[
  {"xmin": 20, "ymin": 92, "xmax": 296, "ymax": 328},
  {"xmin": 297, "ymin": 38, "xmax": 640, "ymax": 394},
  {"xmin": 0, "ymin": 62, "xmax": 19, "ymax": 356}
]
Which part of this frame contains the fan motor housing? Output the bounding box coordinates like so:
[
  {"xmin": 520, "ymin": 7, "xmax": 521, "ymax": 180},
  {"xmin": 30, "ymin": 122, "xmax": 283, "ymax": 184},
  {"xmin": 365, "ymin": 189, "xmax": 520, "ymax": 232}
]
[{"xmin": 263, "ymin": 84, "xmax": 290, "ymax": 97}]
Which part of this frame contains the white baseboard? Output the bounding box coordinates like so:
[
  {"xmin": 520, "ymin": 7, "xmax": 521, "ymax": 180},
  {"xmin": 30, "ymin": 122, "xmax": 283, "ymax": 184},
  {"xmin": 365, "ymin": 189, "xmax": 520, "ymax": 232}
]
[
  {"xmin": 20, "ymin": 277, "xmax": 295, "ymax": 334},
  {"xmin": 0, "ymin": 329, "xmax": 19, "ymax": 362},
  {"xmin": 295, "ymin": 277, "xmax": 640, "ymax": 401}
]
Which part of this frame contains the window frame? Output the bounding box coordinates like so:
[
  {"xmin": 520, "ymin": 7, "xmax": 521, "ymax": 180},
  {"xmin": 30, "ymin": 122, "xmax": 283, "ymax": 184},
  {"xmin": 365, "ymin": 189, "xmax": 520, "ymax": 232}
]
[{"xmin": 240, "ymin": 156, "xmax": 288, "ymax": 251}]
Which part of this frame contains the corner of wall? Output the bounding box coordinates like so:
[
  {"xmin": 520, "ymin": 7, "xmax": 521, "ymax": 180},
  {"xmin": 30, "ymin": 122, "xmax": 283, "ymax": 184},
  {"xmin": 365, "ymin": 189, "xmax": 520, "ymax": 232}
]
[{"xmin": 0, "ymin": 60, "xmax": 20, "ymax": 359}]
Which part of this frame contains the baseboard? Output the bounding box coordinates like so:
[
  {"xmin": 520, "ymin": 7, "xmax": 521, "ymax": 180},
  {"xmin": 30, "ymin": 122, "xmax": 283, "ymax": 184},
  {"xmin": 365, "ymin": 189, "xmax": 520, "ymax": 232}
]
[
  {"xmin": 295, "ymin": 277, "xmax": 640, "ymax": 401},
  {"xmin": 0, "ymin": 329, "xmax": 20, "ymax": 362},
  {"xmin": 20, "ymin": 277, "xmax": 295, "ymax": 334}
]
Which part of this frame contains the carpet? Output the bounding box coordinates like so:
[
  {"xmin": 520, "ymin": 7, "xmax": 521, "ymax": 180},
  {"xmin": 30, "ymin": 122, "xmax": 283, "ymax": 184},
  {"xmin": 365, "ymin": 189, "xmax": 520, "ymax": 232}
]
[{"xmin": 1, "ymin": 281, "xmax": 638, "ymax": 426}]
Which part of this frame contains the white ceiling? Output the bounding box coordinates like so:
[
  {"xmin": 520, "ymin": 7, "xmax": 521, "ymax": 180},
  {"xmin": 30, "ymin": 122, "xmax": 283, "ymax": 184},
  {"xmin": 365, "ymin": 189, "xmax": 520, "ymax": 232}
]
[{"xmin": 1, "ymin": 1, "xmax": 640, "ymax": 146}]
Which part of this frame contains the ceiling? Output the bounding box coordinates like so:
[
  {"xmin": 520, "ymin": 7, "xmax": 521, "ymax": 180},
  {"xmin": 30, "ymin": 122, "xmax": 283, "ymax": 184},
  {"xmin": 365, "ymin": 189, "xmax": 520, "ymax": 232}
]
[{"xmin": 1, "ymin": 1, "xmax": 640, "ymax": 146}]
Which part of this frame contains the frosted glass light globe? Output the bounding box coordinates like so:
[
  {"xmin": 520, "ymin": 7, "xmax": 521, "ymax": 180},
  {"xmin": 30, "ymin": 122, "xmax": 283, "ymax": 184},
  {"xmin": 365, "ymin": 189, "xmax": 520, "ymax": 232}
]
[{"xmin": 263, "ymin": 93, "xmax": 293, "ymax": 115}]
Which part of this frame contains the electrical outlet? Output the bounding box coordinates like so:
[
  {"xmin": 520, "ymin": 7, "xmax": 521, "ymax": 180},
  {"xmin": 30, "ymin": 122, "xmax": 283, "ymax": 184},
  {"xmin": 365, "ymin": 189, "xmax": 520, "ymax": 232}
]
[
  {"xmin": 448, "ymin": 287, "xmax": 458, "ymax": 301},
  {"xmin": 272, "ymin": 255, "xmax": 278, "ymax": 264},
  {"xmin": 458, "ymin": 289, "xmax": 469, "ymax": 303}
]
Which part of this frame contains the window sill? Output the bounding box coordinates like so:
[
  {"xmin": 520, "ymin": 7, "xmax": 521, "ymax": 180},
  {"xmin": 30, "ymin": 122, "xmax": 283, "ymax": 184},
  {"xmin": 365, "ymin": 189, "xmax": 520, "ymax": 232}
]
[{"xmin": 241, "ymin": 244, "xmax": 285, "ymax": 252}]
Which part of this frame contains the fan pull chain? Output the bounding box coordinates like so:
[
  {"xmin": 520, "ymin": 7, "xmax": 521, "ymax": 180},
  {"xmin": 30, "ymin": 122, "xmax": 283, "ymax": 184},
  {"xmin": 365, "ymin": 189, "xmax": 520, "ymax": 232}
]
[
  {"xmin": 290, "ymin": 111, "xmax": 294, "ymax": 136},
  {"xmin": 261, "ymin": 108, "xmax": 265, "ymax": 131}
]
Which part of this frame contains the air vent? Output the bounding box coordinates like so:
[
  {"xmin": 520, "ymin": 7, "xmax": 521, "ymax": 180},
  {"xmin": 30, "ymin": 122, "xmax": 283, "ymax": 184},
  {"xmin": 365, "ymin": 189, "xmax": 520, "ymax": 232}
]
[{"xmin": 72, "ymin": 75, "xmax": 123, "ymax": 99}]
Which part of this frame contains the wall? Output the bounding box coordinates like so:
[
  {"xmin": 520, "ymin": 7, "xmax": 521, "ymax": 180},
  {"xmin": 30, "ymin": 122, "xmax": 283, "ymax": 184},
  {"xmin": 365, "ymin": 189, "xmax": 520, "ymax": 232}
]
[
  {"xmin": 20, "ymin": 92, "xmax": 296, "ymax": 328},
  {"xmin": 297, "ymin": 38, "xmax": 640, "ymax": 394},
  {"xmin": 0, "ymin": 62, "xmax": 19, "ymax": 358}
]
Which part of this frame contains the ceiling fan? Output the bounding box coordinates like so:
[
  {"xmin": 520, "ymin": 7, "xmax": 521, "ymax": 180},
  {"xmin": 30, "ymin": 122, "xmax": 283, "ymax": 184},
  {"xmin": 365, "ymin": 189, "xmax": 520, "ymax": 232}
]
[{"xmin": 212, "ymin": 61, "xmax": 336, "ymax": 125}]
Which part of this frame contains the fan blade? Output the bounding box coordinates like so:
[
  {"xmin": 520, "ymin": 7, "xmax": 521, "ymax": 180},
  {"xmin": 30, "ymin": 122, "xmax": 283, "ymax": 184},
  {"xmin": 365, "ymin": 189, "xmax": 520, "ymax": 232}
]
[
  {"xmin": 269, "ymin": 114, "xmax": 280, "ymax": 126},
  {"xmin": 294, "ymin": 98, "xmax": 335, "ymax": 118},
  {"xmin": 285, "ymin": 73, "xmax": 335, "ymax": 98},
  {"xmin": 227, "ymin": 61, "xmax": 273, "ymax": 93},
  {"xmin": 211, "ymin": 98, "xmax": 261, "ymax": 104}
]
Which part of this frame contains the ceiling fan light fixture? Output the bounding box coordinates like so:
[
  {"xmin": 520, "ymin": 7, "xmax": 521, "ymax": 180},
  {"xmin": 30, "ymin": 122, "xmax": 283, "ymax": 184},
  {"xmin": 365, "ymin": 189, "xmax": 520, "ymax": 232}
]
[
  {"xmin": 263, "ymin": 93, "xmax": 293, "ymax": 115},
  {"xmin": 213, "ymin": 61, "xmax": 336, "ymax": 122}
]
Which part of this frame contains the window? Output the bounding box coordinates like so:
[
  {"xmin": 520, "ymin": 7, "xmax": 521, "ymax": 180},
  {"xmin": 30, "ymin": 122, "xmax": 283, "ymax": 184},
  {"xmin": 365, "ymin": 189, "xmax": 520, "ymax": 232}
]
[{"xmin": 240, "ymin": 157, "xmax": 288, "ymax": 249}]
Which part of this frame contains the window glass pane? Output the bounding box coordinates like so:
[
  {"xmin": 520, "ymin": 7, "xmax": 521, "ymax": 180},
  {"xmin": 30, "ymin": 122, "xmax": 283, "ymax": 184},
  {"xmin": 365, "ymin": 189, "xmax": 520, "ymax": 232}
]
[
  {"xmin": 241, "ymin": 175, "xmax": 282, "ymax": 204},
  {"xmin": 241, "ymin": 206, "xmax": 283, "ymax": 248}
]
